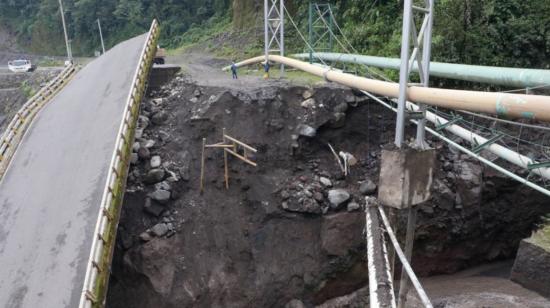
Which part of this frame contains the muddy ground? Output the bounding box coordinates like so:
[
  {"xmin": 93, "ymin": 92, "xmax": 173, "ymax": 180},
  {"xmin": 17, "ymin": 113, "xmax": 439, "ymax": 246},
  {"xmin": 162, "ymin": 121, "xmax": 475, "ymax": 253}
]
[{"xmin": 105, "ymin": 59, "xmax": 550, "ymax": 307}]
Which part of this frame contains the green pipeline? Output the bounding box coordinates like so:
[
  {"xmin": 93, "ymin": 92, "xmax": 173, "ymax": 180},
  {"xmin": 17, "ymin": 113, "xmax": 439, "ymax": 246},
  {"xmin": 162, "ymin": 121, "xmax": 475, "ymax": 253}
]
[{"xmin": 293, "ymin": 52, "xmax": 550, "ymax": 88}]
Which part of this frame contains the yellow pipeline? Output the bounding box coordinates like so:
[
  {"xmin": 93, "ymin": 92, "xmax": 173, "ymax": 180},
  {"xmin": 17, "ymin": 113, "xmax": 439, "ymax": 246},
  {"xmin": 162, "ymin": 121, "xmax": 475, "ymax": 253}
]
[{"xmin": 226, "ymin": 55, "xmax": 550, "ymax": 122}]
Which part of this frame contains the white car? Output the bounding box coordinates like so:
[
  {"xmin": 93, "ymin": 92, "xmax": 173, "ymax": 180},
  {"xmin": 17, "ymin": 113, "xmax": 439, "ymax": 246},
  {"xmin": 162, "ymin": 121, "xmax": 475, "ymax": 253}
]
[{"xmin": 8, "ymin": 59, "xmax": 35, "ymax": 73}]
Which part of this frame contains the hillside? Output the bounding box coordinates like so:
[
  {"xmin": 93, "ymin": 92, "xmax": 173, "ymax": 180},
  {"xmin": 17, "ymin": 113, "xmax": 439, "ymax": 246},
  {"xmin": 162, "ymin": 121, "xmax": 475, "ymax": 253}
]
[{"xmin": 0, "ymin": 0, "xmax": 549, "ymax": 73}]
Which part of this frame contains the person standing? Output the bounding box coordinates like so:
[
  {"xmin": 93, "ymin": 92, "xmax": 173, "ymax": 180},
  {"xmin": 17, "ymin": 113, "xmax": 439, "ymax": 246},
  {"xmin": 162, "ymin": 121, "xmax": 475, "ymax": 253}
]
[
  {"xmin": 263, "ymin": 61, "xmax": 270, "ymax": 80},
  {"xmin": 231, "ymin": 61, "xmax": 238, "ymax": 79}
]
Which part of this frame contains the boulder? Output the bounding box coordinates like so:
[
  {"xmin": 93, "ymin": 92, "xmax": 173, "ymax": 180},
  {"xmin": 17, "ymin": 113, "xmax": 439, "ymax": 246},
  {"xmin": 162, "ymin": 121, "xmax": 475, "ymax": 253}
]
[
  {"xmin": 302, "ymin": 89, "xmax": 314, "ymax": 99},
  {"xmin": 330, "ymin": 112, "xmax": 346, "ymax": 128},
  {"xmin": 151, "ymin": 111, "xmax": 168, "ymax": 125},
  {"xmin": 143, "ymin": 198, "xmax": 165, "ymax": 217},
  {"xmin": 150, "ymin": 155, "xmax": 161, "ymax": 168},
  {"xmin": 151, "ymin": 223, "xmax": 169, "ymax": 237},
  {"xmin": 149, "ymin": 189, "xmax": 171, "ymax": 204},
  {"xmin": 359, "ymin": 180, "xmax": 377, "ymax": 195},
  {"xmin": 285, "ymin": 299, "xmax": 306, "ymax": 308},
  {"xmin": 301, "ymin": 98, "xmax": 316, "ymax": 108},
  {"xmin": 347, "ymin": 202, "xmax": 361, "ymax": 212},
  {"xmin": 282, "ymin": 198, "xmax": 322, "ymax": 214},
  {"xmin": 154, "ymin": 181, "xmax": 172, "ymax": 192},
  {"xmin": 328, "ymin": 189, "xmax": 350, "ymax": 209},
  {"xmin": 144, "ymin": 168, "xmax": 165, "ymax": 184},
  {"xmin": 319, "ymin": 177, "xmax": 332, "ymax": 187},
  {"xmin": 138, "ymin": 147, "xmax": 151, "ymax": 160},
  {"xmin": 297, "ymin": 124, "xmax": 316, "ymax": 138}
]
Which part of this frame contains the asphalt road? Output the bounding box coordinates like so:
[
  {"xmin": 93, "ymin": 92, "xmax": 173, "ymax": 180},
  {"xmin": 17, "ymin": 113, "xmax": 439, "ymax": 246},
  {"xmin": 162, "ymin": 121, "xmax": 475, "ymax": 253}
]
[{"xmin": 0, "ymin": 32, "xmax": 147, "ymax": 308}]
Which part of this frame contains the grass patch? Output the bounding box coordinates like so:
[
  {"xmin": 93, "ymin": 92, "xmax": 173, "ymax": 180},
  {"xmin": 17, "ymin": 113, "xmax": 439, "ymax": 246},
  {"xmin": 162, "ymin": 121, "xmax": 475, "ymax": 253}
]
[
  {"xmin": 19, "ymin": 80, "xmax": 35, "ymax": 98},
  {"xmin": 37, "ymin": 58, "xmax": 64, "ymax": 67},
  {"xmin": 531, "ymin": 215, "xmax": 550, "ymax": 251},
  {"xmin": 241, "ymin": 66, "xmax": 324, "ymax": 86}
]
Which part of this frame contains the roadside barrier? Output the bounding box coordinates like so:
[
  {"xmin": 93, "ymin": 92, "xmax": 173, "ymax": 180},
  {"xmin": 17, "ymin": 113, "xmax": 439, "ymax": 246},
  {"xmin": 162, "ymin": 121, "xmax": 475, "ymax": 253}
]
[
  {"xmin": 78, "ymin": 19, "xmax": 160, "ymax": 308},
  {"xmin": 0, "ymin": 64, "xmax": 76, "ymax": 180}
]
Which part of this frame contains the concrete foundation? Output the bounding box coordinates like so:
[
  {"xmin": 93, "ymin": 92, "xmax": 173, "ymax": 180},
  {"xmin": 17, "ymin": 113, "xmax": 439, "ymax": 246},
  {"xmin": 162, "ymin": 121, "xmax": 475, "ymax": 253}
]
[
  {"xmin": 378, "ymin": 147, "xmax": 436, "ymax": 209},
  {"xmin": 511, "ymin": 238, "xmax": 550, "ymax": 297}
]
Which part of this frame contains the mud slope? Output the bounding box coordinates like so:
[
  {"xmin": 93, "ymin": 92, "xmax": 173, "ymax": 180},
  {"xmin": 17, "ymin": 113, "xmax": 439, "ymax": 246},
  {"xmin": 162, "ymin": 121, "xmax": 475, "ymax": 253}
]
[{"xmin": 106, "ymin": 74, "xmax": 550, "ymax": 307}]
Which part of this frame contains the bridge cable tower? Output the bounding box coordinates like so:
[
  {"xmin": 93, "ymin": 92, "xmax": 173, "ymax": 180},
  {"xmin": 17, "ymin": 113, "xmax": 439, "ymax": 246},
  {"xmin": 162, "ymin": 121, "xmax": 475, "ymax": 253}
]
[
  {"xmin": 308, "ymin": 2, "xmax": 334, "ymax": 64},
  {"xmin": 264, "ymin": 0, "xmax": 285, "ymax": 76},
  {"xmin": 394, "ymin": 1, "xmax": 435, "ymax": 308}
]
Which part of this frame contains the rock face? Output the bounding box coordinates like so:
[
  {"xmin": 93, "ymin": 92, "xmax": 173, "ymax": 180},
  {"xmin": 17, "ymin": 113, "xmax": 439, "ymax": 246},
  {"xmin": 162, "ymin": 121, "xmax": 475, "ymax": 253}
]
[{"xmin": 511, "ymin": 239, "xmax": 550, "ymax": 297}]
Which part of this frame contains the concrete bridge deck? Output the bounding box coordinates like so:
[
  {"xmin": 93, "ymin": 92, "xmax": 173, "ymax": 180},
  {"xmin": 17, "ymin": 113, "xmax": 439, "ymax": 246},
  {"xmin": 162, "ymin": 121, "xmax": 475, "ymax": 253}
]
[{"xmin": 0, "ymin": 33, "xmax": 148, "ymax": 308}]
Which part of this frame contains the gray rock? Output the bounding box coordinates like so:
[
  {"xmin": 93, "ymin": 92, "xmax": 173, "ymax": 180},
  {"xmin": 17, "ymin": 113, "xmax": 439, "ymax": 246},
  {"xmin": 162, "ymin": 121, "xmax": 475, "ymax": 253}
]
[
  {"xmin": 138, "ymin": 147, "xmax": 151, "ymax": 160},
  {"xmin": 149, "ymin": 189, "xmax": 171, "ymax": 204},
  {"xmin": 189, "ymin": 97, "xmax": 198, "ymax": 103},
  {"xmin": 345, "ymin": 94, "xmax": 356, "ymax": 103},
  {"xmin": 143, "ymin": 198, "xmax": 165, "ymax": 217},
  {"xmin": 330, "ymin": 112, "xmax": 346, "ymax": 128},
  {"xmin": 132, "ymin": 142, "xmax": 141, "ymax": 152},
  {"xmin": 359, "ymin": 180, "xmax": 377, "ymax": 195},
  {"xmin": 150, "ymin": 155, "xmax": 161, "ymax": 168},
  {"xmin": 301, "ymin": 98, "xmax": 316, "ymax": 108},
  {"xmin": 138, "ymin": 115, "xmax": 150, "ymax": 129},
  {"xmin": 282, "ymin": 198, "xmax": 321, "ymax": 214},
  {"xmin": 302, "ymin": 89, "xmax": 313, "ymax": 99},
  {"xmin": 142, "ymin": 139, "xmax": 155, "ymax": 149},
  {"xmin": 285, "ymin": 299, "xmax": 306, "ymax": 308},
  {"xmin": 319, "ymin": 177, "xmax": 332, "ymax": 187},
  {"xmin": 347, "ymin": 202, "xmax": 361, "ymax": 212},
  {"xmin": 193, "ymin": 89, "xmax": 201, "ymax": 97},
  {"xmin": 151, "ymin": 111, "xmax": 168, "ymax": 125},
  {"xmin": 130, "ymin": 153, "xmax": 139, "ymax": 165},
  {"xmin": 328, "ymin": 189, "xmax": 351, "ymax": 209},
  {"xmin": 139, "ymin": 231, "xmax": 152, "ymax": 242},
  {"xmin": 297, "ymin": 124, "xmax": 316, "ymax": 137},
  {"xmin": 144, "ymin": 168, "xmax": 165, "ymax": 184},
  {"xmin": 134, "ymin": 129, "xmax": 143, "ymax": 139},
  {"xmin": 313, "ymin": 192, "xmax": 324, "ymax": 202},
  {"xmin": 151, "ymin": 223, "xmax": 169, "ymax": 237},
  {"xmin": 333, "ymin": 102, "xmax": 348, "ymax": 113},
  {"xmin": 155, "ymin": 181, "xmax": 172, "ymax": 191}
]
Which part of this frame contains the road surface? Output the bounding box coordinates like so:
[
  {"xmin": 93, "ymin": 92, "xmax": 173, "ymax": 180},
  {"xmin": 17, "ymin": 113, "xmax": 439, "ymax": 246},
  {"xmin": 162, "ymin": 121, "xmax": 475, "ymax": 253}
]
[{"xmin": 0, "ymin": 33, "xmax": 147, "ymax": 308}]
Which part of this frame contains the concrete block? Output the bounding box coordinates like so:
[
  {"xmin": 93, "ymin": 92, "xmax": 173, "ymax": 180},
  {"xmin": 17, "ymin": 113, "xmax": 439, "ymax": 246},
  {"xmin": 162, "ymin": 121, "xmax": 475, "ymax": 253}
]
[{"xmin": 378, "ymin": 147, "xmax": 436, "ymax": 209}]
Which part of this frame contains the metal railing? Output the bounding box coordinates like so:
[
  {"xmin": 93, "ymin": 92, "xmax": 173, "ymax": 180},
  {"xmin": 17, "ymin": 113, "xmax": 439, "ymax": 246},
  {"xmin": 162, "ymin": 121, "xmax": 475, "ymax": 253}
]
[
  {"xmin": 0, "ymin": 64, "xmax": 77, "ymax": 180},
  {"xmin": 78, "ymin": 19, "xmax": 160, "ymax": 308}
]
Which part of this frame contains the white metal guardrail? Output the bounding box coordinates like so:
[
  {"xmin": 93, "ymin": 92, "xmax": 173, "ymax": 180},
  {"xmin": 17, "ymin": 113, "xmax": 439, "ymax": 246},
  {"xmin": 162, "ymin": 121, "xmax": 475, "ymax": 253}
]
[
  {"xmin": 78, "ymin": 19, "xmax": 160, "ymax": 308},
  {"xmin": 0, "ymin": 64, "xmax": 76, "ymax": 179}
]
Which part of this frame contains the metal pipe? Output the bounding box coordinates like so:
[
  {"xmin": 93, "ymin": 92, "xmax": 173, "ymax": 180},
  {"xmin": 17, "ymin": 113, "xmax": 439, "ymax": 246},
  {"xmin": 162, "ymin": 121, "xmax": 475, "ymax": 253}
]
[
  {"xmin": 226, "ymin": 55, "xmax": 550, "ymax": 123},
  {"xmin": 416, "ymin": 0, "xmax": 434, "ymax": 148},
  {"xmin": 97, "ymin": 19, "xmax": 106, "ymax": 54},
  {"xmin": 361, "ymin": 90, "xmax": 550, "ymax": 195},
  {"xmin": 378, "ymin": 206, "xmax": 433, "ymax": 308},
  {"xmin": 58, "ymin": 0, "xmax": 71, "ymax": 61},
  {"xmin": 264, "ymin": 0, "xmax": 269, "ymax": 65},
  {"xmin": 397, "ymin": 207, "xmax": 418, "ymax": 308},
  {"xmin": 293, "ymin": 52, "xmax": 550, "ymax": 88},
  {"xmin": 366, "ymin": 200, "xmax": 397, "ymax": 308},
  {"xmin": 280, "ymin": 0, "xmax": 285, "ymax": 76},
  {"xmin": 396, "ymin": 0, "xmax": 414, "ymax": 147}
]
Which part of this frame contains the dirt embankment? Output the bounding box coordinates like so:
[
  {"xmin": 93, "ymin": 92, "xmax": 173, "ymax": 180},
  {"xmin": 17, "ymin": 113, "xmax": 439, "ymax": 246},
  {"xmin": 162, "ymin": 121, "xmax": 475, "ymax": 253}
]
[
  {"xmin": 106, "ymin": 74, "xmax": 550, "ymax": 307},
  {"xmin": 0, "ymin": 69, "xmax": 61, "ymax": 133}
]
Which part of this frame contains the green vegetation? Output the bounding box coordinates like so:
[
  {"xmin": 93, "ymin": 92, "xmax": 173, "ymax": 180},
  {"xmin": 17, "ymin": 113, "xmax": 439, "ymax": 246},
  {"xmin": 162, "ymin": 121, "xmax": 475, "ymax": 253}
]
[
  {"xmin": 19, "ymin": 80, "xmax": 35, "ymax": 98},
  {"xmin": 532, "ymin": 215, "xmax": 550, "ymax": 251},
  {"xmin": 1, "ymin": 0, "xmax": 549, "ymax": 72}
]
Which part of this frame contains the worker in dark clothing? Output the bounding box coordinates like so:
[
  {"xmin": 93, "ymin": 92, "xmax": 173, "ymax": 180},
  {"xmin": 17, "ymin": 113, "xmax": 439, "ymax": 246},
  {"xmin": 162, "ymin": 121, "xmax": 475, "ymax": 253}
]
[
  {"xmin": 231, "ymin": 61, "xmax": 238, "ymax": 79},
  {"xmin": 263, "ymin": 61, "xmax": 270, "ymax": 79}
]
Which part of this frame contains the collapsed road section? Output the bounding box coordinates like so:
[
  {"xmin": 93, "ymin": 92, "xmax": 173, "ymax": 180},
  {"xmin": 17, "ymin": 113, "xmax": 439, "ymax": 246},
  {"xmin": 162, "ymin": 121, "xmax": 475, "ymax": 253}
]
[{"xmin": 0, "ymin": 22, "xmax": 157, "ymax": 308}]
